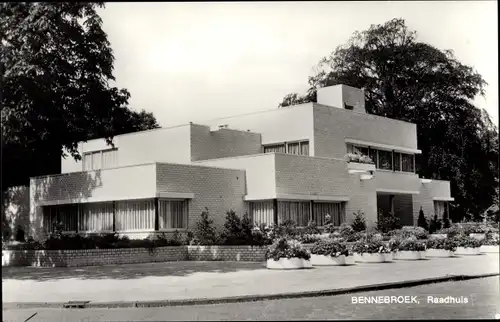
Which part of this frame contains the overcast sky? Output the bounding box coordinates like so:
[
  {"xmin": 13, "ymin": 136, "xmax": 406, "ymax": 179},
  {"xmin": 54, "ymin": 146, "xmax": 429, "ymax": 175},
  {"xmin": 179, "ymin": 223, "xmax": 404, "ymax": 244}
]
[{"xmin": 98, "ymin": 1, "xmax": 498, "ymax": 127}]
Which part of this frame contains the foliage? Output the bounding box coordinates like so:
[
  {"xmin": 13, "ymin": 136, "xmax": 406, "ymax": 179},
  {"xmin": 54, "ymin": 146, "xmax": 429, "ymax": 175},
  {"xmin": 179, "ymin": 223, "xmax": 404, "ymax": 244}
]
[
  {"xmin": 482, "ymin": 234, "xmax": 499, "ymax": 246},
  {"xmin": 220, "ymin": 211, "xmax": 271, "ymax": 246},
  {"xmin": 452, "ymin": 235, "xmax": 483, "ymax": 248},
  {"xmin": 193, "ymin": 208, "xmax": 219, "ymax": 245},
  {"xmin": 297, "ymin": 234, "xmax": 323, "ymax": 244},
  {"xmin": 442, "ymin": 208, "xmax": 451, "ymax": 229},
  {"xmin": 310, "ymin": 239, "xmax": 349, "ymax": 257},
  {"xmin": 426, "ymin": 238, "xmax": 458, "ymax": 251},
  {"xmin": 417, "ymin": 208, "xmax": 428, "ymax": 230},
  {"xmin": 376, "ymin": 211, "xmax": 401, "ymax": 233},
  {"xmin": 278, "ymin": 18, "xmax": 499, "ymax": 223},
  {"xmin": 1, "ymin": 3, "xmax": 160, "ymax": 188},
  {"xmin": 397, "ymin": 226, "xmax": 428, "ymax": 240},
  {"xmin": 352, "ymin": 239, "xmax": 390, "ymax": 254},
  {"xmin": 305, "ymin": 220, "xmax": 321, "ymax": 235},
  {"xmin": 323, "ymin": 214, "xmax": 336, "ymax": 233},
  {"xmin": 338, "ymin": 223, "xmax": 355, "ymax": 240},
  {"xmin": 429, "ymin": 215, "xmax": 443, "ymax": 234},
  {"xmin": 344, "ymin": 153, "xmax": 374, "ymax": 164},
  {"xmin": 389, "ymin": 236, "xmax": 425, "ymax": 252},
  {"xmin": 351, "ymin": 211, "xmax": 367, "ymax": 232},
  {"xmin": 265, "ymin": 238, "xmax": 311, "ymax": 261}
]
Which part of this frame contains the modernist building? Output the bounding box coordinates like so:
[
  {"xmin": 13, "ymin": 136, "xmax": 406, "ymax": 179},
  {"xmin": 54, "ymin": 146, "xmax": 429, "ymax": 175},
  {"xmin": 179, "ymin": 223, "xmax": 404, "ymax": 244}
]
[{"xmin": 29, "ymin": 85, "xmax": 454, "ymax": 239}]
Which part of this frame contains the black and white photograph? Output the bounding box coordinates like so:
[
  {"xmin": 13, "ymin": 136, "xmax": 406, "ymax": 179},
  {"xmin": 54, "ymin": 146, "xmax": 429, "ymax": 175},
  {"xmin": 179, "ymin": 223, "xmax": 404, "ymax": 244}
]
[{"xmin": 1, "ymin": 1, "xmax": 499, "ymax": 321}]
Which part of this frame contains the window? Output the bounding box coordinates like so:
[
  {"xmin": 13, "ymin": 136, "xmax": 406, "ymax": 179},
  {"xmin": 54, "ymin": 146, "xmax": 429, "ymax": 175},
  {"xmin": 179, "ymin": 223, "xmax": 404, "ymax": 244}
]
[
  {"xmin": 378, "ymin": 150, "xmax": 393, "ymax": 170},
  {"xmin": 43, "ymin": 204, "xmax": 78, "ymax": 232},
  {"xmin": 434, "ymin": 201, "xmax": 448, "ymax": 218},
  {"xmin": 263, "ymin": 140, "xmax": 310, "ymax": 156},
  {"xmin": 278, "ymin": 201, "xmax": 311, "ymax": 226},
  {"xmin": 369, "ymin": 148, "xmax": 378, "ymax": 167},
  {"xmin": 79, "ymin": 202, "xmax": 114, "ymax": 232},
  {"xmin": 83, "ymin": 148, "xmax": 118, "ymax": 171},
  {"xmin": 401, "ymin": 153, "xmax": 415, "ymax": 172},
  {"xmin": 393, "ymin": 152, "xmax": 401, "ymax": 171},
  {"xmin": 158, "ymin": 200, "xmax": 188, "ymax": 229},
  {"xmin": 312, "ymin": 202, "xmax": 345, "ymax": 226},
  {"xmin": 249, "ymin": 201, "xmax": 274, "ymax": 226},
  {"xmin": 115, "ymin": 199, "xmax": 155, "ymax": 231}
]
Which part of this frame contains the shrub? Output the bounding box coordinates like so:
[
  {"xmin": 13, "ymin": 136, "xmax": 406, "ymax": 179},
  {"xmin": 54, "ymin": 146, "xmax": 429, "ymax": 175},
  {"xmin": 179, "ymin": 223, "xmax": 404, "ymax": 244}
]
[
  {"xmin": 453, "ymin": 235, "xmax": 483, "ymax": 248},
  {"xmin": 265, "ymin": 238, "xmax": 311, "ymax": 261},
  {"xmin": 400, "ymin": 226, "xmax": 428, "ymax": 240},
  {"xmin": 352, "ymin": 239, "xmax": 390, "ymax": 254},
  {"xmin": 351, "ymin": 211, "xmax": 366, "ymax": 232},
  {"xmin": 305, "ymin": 220, "xmax": 321, "ymax": 235},
  {"xmin": 338, "ymin": 223, "xmax": 355, "ymax": 240},
  {"xmin": 310, "ymin": 239, "xmax": 349, "ymax": 257},
  {"xmin": 323, "ymin": 214, "xmax": 336, "ymax": 233},
  {"xmin": 194, "ymin": 208, "xmax": 219, "ymax": 245},
  {"xmin": 389, "ymin": 236, "xmax": 425, "ymax": 252},
  {"xmin": 426, "ymin": 238, "xmax": 458, "ymax": 251},
  {"xmin": 483, "ymin": 234, "xmax": 499, "ymax": 246},
  {"xmin": 417, "ymin": 208, "xmax": 428, "ymax": 230},
  {"xmin": 429, "ymin": 215, "xmax": 442, "ymax": 234},
  {"xmin": 442, "ymin": 208, "xmax": 451, "ymax": 228},
  {"xmin": 345, "ymin": 153, "xmax": 374, "ymax": 164},
  {"xmin": 376, "ymin": 212, "xmax": 401, "ymax": 233}
]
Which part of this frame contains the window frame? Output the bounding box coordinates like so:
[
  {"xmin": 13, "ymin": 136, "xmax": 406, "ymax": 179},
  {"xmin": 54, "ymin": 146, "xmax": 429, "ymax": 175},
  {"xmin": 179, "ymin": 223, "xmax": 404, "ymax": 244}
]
[
  {"xmin": 157, "ymin": 198, "xmax": 189, "ymax": 231},
  {"xmin": 82, "ymin": 148, "xmax": 118, "ymax": 171},
  {"xmin": 263, "ymin": 140, "xmax": 310, "ymax": 156}
]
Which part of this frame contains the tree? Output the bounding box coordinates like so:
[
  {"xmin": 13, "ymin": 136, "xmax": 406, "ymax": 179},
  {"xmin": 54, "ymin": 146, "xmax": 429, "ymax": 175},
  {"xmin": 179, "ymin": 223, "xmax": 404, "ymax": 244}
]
[
  {"xmin": 1, "ymin": 3, "xmax": 159, "ymax": 188},
  {"xmin": 417, "ymin": 207, "xmax": 428, "ymax": 230},
  {"xmin": 279, "ymin": 18, "xmax": 498, "ymax": 222},
  {"xmin": 351, "ymin": 210, "xmax": 366, "ymax": 232},
  {"xmin": 442, "ymin": 207, "xmax": 451, "ymax": 229}
]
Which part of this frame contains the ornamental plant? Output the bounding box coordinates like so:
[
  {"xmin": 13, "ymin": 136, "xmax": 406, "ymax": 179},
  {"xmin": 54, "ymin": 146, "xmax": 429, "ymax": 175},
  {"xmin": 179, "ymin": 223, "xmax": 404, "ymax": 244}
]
[
  {"xmin": 417, "ymin": 208, "xmax": 428, "ymax": 230},
  {"xmin": 426, "ymin": 238, "xmax": 458, "ymax": 251},
  {"xmin": 453, "ymin": 235, "xmax": 483, "ymax": 248},
  {"xmin": 344, "ymin": 153, "xmax": 374, "ymax": 164},
  {"xmin": 351, "ymin": 238, "xmax": 390, "ymax": 254},
  {"xmin": 400, "ymin": 226, "xmax": 428, "ymax": 240},
  {"xmin": 266, "ymin": 238, "xmax": 311, "ymax": 261},
  {"xmin": 339, "ymin": 223, "xmax": 355, "ymax": 240},
  {"xmin": 429, "ymin": 215, "xmax": 442, "ymax": 234},
  {"xmin": 305, "ymin": 220, "xmax": 321, "ymax": 235},
  {"xmin": 297, "ymin": 234, "xmax": 323, "ymax": 244},
  {"xmin": 351, "ymin": 211, "xmax": 367, "ymax": 232},
  {"xmin": 390, "ymin": 236, "xmax": 425, "ymax": 252},
  {"xmin": 482, "ymin": 235, "xmax": 499, "ymax": 246},
  {"xmin": 310, "ymin": 239, "xmax": 349, "ymax": 258}
]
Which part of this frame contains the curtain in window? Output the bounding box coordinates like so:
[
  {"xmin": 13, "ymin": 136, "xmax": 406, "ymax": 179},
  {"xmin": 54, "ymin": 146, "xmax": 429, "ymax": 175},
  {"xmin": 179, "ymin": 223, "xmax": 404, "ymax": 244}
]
[
  {"xmin": 287, "ymin": 142, "xmax": 300, "ymax": 155},
  {"xmin": 249, "ymin": 201, "xmax": 274, "ymax": 226},
  {"xmin": 91, "ymin": 151, "xmax": 101, "ymax": 170},
  {"xmin": 159, "ymin": 200, "xmax": 188, "ymax": 229},
  {"xmin": 393, "ymin": 152, "xmax": 401, "ymax": 171},
  {"xmin": 346, "ymin": 144, "xmax": 354, "ymax": 154},
  {"xmin": 83, "ymin": 153, "xmax": 93, "ymax": 171},
  {"xmin": 312, "ymin": 202, "xmax": 345, "ymax": 226},
  {"xmin": 79, "ymin": 202, "xmax": 114, "ymax": 232},
  {"xmin": 369, "ymin": 148, "xmax": 378, "ymax": 167},
  {"xmin": 264, "ymin": 144, "xmax": 286, "ymax": 153},
  {"xmin": 43, "ymin": 205, "xmax": 78, "ymax": 232},
  {"xmin": 102, "ymin": 149, "xmax": 117, "ymax": 169},
  {"xmin": 434, "ymin": 201, "xmax": 447, "ymax": 218},
  {"xmin": 277, "ymin": 201, "xmax": 310, "ymax": 226},
  {"xmin": 300, "ymin": 141, "xmax": 309, "ymax": 156},
  {"xmin": 401, "ymin": 153, "xmax": 414, "ymax": 172},
  {"xmin": 378, "ymin": 150, "xmax": 393, "ymax": 170},
  {"xmin": 115, "ymin": 199, "xmax": 155, "ymax": 231}
]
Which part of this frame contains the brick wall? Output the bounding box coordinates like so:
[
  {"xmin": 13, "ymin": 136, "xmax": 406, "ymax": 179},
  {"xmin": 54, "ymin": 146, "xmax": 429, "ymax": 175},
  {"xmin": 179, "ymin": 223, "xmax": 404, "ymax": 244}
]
[
  {"xmin": 156, "ymin": 163, "xmax": 246, "ymax": 229},
  {"xmin": 187, "ymin": 245, "xmax": 267, "ymax": 261}
]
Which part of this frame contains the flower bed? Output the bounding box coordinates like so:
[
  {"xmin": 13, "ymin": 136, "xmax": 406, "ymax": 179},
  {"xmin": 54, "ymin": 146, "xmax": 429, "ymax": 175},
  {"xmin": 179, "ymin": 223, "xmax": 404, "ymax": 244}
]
[
  {"xmin": 266, "ymin": 238, "xmax": 311, "ymax": 269},
  {"xmin": 352, "ymin": 239, "xmax": 391, "ymax": 263},
  {"xmin": 425, "ymin": 238, "xmax": 457, "ymax": 258},
  {"xmin": 453, "ymin": 235, "xmax": 483, "ymax": 256},
  {"xmin": 389, "ymin": 237, "xmax": 426, "ymax": 260},
  {"xmin": 310, "ymin": 239, "xmax": 351, "ymax": 266}
]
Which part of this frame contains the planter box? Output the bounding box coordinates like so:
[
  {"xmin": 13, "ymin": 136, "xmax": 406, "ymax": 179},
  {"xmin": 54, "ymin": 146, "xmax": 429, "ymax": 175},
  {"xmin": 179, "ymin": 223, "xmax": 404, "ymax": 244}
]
[
  {"xmin": 426, "ymin": 249, "xmax": 454, "ymax": 258},
  {"xmin": 310, "ymin": 254, "xmax": 346, "ymax": 266},
  {"xmin": 347, "ymin": 162, "xmax": 376, "ymax": 174},
  {"xmin": 480, "ymin": 245, "xmax": 499, "ymax": 253},
  {"xmin": 469, "ymin": 233, "xmax": 486, "ymax": 240},
  {"xmin": 266, "ymin": 258, "xmax": 312, "ymax": 269},
  {"xmin": 394, "ymin": 251, "xmax": 422, "ymax": 260},
  {"xmin": 385, "ymin": 252, "xmax": 394, "ymax": 262},
  {"xmin": 455, "ymin": 247, "xmax": 481, "ymax": 255},
  {"xmin": 429, "ymin": 234, "xmax": 447, "ymax": 240},
  {"xmin": 345, "ymin": 256, "xmax": 355, "ymax": 265},
  {"xmin": 353, "ymin": 253, "xmax": 388, "ymax": 263}
]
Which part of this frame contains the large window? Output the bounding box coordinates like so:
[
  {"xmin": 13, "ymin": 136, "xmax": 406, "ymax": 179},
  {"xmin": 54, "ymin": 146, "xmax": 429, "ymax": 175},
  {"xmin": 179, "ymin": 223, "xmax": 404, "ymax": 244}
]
[
  {"xmin": 401, "ymin": 153, "xmax": 415, "ymax": 172},
  {"xmin": 434, "ymin": 201, "xmax": 448, "ymax": 218},
  {"xmin": 78, "ymin": 202, "xmax": 114, "ymax": 232},
  {"xmin": 249, "ymin": 201, "xmax": 274, "ymax": 226},
  {"xmin": 277, "ymin": 201, "xmax": 311, "ymax": 226},
  {"xmin": 158, "ymin": 199, "xmax": 188, "ymax": 229},
  {"xmin": 312, "ymin": 202, "xmax": 345, "ymax": 226},
  {"xmin": 115, "ymin": 199, "xmax": 155, "ymax": 231},
  {"xmin": 263, "ymin": 140, "xmax": 309, "ymax": 156},
  {"xmin": 346, "ymin": 144, "xmax": 415, "ymax": 173},
  {"xmin": 378, "ymin": 150, "xmax": 393, "ymax": 170},
  {"xmin": 83, "ymin": 148, "xmax": 118, "ymax": 171},
  {"xmin": 43, "ymin": 204, "xmax": 78, "ymax": 232}
]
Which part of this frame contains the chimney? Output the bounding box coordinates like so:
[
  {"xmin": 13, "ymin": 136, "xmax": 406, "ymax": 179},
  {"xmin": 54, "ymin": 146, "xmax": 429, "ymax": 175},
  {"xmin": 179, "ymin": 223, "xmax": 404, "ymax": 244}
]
[{"xmin": 316, "ymin": 85, "xmax": 366, "ymax": 113}]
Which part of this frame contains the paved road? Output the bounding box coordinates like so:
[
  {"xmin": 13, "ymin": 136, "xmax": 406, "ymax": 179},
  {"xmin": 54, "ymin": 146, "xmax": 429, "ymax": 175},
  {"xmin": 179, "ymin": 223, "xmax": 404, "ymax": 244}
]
[{"xmin": 3, "ymin": 276, "xmax": 499, "ymax": 321}]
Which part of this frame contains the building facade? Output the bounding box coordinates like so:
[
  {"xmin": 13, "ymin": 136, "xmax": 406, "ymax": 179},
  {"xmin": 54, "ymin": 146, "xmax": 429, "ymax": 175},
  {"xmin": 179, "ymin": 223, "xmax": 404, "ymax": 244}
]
[{"xmin": 29, "ymin": 85, "xmax": 453, "ymax": 239}]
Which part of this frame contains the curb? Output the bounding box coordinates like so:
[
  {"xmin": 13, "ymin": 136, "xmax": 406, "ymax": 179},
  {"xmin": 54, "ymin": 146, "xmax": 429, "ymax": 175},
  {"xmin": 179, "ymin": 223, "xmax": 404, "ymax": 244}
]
[{"xmin": 3, "ymin": 272, "xmax": 499, "ymax": 310}]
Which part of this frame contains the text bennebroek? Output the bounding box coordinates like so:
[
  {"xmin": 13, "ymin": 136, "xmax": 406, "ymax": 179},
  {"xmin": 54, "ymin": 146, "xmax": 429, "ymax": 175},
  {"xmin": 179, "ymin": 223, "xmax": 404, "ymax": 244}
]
[
  {"xmin": 266, "ymin": 238, "xmax": 311, "ymax": 269},
  {"xmin": 310, "ymin": 239, "xmax": 351, "ymax": 266},
  {"xmin": 351, "ymin": 296, "xmax": 469, "ymax": 305}
]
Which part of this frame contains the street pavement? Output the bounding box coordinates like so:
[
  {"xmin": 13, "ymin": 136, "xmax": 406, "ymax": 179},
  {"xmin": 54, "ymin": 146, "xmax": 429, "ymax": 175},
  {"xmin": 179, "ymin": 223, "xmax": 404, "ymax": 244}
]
[
  {"xmin": 2, "ymin": 253, "xmax": 499, "ymax": 305},
  {"xmin": 3, "ymin": 276, "xmax": 499, "ymax": 321}
]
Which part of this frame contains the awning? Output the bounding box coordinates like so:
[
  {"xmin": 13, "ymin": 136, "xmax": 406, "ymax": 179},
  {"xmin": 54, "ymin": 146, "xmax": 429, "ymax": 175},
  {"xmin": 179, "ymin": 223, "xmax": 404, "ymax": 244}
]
[
  {"xmin": 345, "ymin": 138, "xmax": 422, "ymax": 154},
  {"xmin": 244, "ymin": 194, "xmax": 349, "ymax": 202},
  {"xmin": 377, "ymin": 188, "xmax": 420, "ymax": 195},
  {"xmin": 433, "ymin": 197, "xmax": 455, "ymax": 202}
]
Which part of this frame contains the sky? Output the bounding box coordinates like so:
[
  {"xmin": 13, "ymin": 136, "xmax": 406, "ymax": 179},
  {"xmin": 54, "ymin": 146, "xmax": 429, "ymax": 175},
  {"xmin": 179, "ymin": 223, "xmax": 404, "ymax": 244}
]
[{"xmin": 98, "ymin": 1, "xmax": 499, "ymax": 127}]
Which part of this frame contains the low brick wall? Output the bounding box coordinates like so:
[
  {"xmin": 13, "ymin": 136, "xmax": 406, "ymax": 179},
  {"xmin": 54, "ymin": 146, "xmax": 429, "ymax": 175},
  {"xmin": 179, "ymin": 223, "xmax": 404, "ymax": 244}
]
[
  {"xmin": 2, "ymin": 247, "xmax": 188, "ymax": 268},
  {"xmin": 187, "ymin": 245, "xmax": 268, "ymax": 261}
]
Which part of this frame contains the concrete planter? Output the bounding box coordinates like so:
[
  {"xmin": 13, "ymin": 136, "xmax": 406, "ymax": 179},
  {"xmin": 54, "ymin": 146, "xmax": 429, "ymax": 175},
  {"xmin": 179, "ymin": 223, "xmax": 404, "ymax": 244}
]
[
  {"xmin": 310, "ymin": 254, "xmax": 346, "ymax": 266},
  {"xmin": 469, "ymin": 233, "xmax": 486, "ymax": 240},
  {"xmin": 385, "ymin": 252, "xmax": 394, "ymax": 262},
  {"xmin": 425, "ymin": 249, "xmax": 454, "ymax": 258},
  {"xmin": 480, "ymin": 245, "xmax": 499, "ymax": 253},
  {"xmin": 455, "ymin": 247, "xmax": 481, "ymax": 255},
  {"xmin": 266, "ymin": 258, "xmax": 312, "ymax": 269},
  {"xmin": 347, "ymin": 162, "xmax": 376, "ymax": 174},
  {"xmin": 345, "ymin": 255, "xmax": 356, "ymax": 265},
  {"xmin": 394, "ymin": 251, "xmax": 422, "ymax": 260},
  {"xmin": 429, "ymin": 234, "xmax": 447, "ymax": 240},
  {"xmin": 420, "ymin": 251, "xmax": 427, "ymax": 259},
  {"xmin": 353, "ymin": 253, "xmax": 388, "ymax": 263}
]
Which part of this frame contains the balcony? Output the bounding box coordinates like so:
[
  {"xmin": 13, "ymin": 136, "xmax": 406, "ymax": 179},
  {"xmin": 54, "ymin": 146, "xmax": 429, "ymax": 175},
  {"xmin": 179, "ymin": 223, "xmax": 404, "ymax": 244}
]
[{"xmin": 345, "ymin": 153, "xmax": 376, "ymax": 174}]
